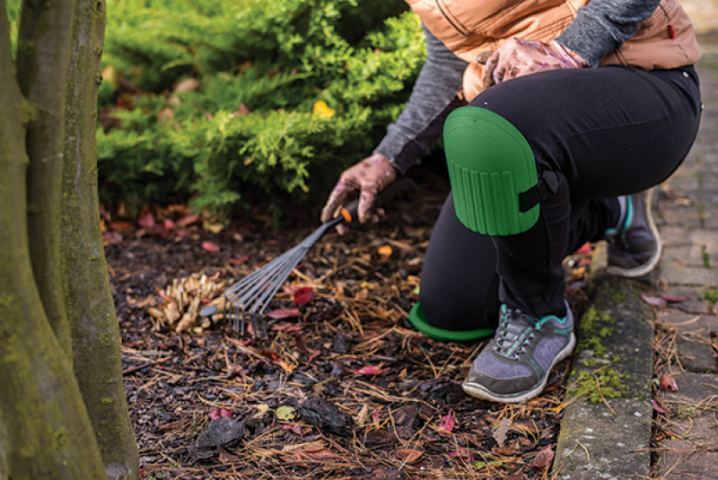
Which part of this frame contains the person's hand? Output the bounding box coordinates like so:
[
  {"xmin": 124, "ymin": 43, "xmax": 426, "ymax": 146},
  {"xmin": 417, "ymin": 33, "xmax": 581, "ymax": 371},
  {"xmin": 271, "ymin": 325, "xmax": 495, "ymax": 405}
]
[
  {"xmin": 320, "ymin": 153, "xmax": 397, "ymax": 230},
  {"xmin": 482, "ymin": 38, "xmax": 588, "ymax": 87}
]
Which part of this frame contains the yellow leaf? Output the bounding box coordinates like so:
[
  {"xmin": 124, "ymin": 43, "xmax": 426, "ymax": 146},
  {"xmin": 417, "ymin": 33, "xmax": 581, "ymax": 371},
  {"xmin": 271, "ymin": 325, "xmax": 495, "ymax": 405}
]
[
  {"xmin": 276, "ymin": 406, "xmax": 296, "ymax": 421},
  {"xmin": 313, "ymin": 100, "xmax": 335, "ymax": 118},
  {"xmin": 377, "ymin": 245, "xmax": 392, "ymax": 260}
]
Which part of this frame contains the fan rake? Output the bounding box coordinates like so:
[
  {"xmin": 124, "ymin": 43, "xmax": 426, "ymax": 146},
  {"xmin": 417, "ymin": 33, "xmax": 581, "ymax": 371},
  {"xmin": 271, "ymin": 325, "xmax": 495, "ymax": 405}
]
[{"xmin": 199, "ymin": 178, "xmax": 415, "ymax": 337}]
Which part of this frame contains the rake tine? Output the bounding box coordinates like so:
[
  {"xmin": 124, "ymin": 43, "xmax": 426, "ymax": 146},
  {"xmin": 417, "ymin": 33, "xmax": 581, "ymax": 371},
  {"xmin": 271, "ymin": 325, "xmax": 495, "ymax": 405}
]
[
  {"xmin": 224, "ymin": 248, "xmax": 296, "ymax": 298},
  {"xmin": 243, "ymin": 248, "xmax": 305, "ymax": 338},
  {"xmin": 251, "ymin": 249, "xmax": 303, "ymax": 315},
  {"xmin": 226, "ymin": 250, "xmax": 296, "ymax": 310}
]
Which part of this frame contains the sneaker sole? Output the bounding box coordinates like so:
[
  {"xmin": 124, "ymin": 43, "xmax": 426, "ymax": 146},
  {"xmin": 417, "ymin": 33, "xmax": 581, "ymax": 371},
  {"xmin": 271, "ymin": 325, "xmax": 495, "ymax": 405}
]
[
  {"xmin": 606, "ymin": 189, "xmax": 662, "ymax": 278},
  {"xmin": 461, "ymin": 332, "xmax": 577, "ymax": 404}
]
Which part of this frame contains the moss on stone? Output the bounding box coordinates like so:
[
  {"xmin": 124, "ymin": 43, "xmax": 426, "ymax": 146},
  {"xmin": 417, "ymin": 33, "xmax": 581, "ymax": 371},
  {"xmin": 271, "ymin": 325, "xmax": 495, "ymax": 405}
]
[{"xmin": 572, "ymin": 367, "xmax": 630, "ymax": 403}]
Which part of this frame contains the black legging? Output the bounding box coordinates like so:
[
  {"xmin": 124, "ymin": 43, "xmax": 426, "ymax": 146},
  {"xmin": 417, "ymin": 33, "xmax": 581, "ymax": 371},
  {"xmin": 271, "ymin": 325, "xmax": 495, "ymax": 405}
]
[{"xmin": 420, "ymin": 65, "xmax": 702, "ymax": 331}]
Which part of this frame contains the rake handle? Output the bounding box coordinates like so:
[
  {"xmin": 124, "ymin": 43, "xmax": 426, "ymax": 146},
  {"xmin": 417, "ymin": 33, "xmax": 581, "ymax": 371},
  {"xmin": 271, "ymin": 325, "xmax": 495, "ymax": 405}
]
[
  {"xmin": 339, "ymin": 177, "xmax": 417, "ymax": 225},
  {"xmin": 299, "ymin": 178, "xmax": 417, "ymax": 248}
]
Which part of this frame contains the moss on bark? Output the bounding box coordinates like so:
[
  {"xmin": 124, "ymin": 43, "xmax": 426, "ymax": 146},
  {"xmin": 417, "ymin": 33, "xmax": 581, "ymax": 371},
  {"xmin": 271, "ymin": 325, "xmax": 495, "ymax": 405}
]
[
  {"xmin": 0, "ymin": 5, "xmax": 108, "ymax": 478},
  {"xmin": 61, "ymin": 1, "xmax": 139, "ymax": 478},
  {"xmin": 16, "ymin": 0, "xmax": 77, "ymax": 359}
]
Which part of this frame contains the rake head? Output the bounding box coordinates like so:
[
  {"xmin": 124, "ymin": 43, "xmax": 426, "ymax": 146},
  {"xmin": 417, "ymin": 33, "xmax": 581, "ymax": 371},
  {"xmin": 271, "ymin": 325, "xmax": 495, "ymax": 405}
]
[{"xmin": 220, "ymin": 245, "xmax": 307, "ymax": 337}]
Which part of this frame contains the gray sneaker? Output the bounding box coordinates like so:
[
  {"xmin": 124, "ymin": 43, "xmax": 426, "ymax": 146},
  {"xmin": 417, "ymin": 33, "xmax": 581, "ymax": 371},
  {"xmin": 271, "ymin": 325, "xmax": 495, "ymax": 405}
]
[
  {"xmin": 606, "ymin": 189, "xmax": 662, "ymax": 278},
  {"xmin": 462, "ymin": 302, "xmax": 575, "ymax": 403}
]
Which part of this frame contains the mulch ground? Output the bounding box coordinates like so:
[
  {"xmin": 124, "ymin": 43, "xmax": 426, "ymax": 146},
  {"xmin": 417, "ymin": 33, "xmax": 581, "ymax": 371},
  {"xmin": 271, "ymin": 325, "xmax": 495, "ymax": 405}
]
[{"xmin": 108, "ymin": 168, "xmax": 591, "ymax": 480}]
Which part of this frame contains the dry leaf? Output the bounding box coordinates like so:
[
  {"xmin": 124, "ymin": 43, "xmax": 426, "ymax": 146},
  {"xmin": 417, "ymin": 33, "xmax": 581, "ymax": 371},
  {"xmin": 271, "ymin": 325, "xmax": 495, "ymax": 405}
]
[
  {"xmin": 201, "ymin": 241, "xmax": 221, "ymax": 252},
  {"xmin": 438, "ymin": 411, "xmax": 455, "ymax": 434},
  {"xmin": 293, "ymin": 287, "xmax": 314, "ymax": 306},
  {"xmin": 659, "ymin": 374, "xmax": 678, "ymax": 391},
  {"xmin": 174, "ymin": 78, "xmax": 200, "ymax": 93},
  {"xmin": 396, "ymin": 448, "xmax": 423, "ymax": 464},
  {"xmin": 267, "ymin": 308, "xmax": 301, "ymax": 320},
  {"xmin": 493, "ymin": 418, "xmax": 512, "ymax": 446},
  {"xmin": 353, "ymin": 366, "xmax": 383, "ymax": 376},
  {"xmin": 377, "ymin": 245, "xmax": 392, "ymax": 260},
  {"xmin": 640, "ymin": 294, "xmax": 666, "ymax": 307},
  {"xmin": 530, "ymin": 445, "xmax": 554, "ymax": 468}
]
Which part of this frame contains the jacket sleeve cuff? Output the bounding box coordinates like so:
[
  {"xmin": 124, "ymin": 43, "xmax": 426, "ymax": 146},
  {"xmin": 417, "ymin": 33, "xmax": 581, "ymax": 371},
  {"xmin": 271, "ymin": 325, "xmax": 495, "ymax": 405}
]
[{"xmin": 555, "ymin": 12, "xmax": 619, "ymax": 67}]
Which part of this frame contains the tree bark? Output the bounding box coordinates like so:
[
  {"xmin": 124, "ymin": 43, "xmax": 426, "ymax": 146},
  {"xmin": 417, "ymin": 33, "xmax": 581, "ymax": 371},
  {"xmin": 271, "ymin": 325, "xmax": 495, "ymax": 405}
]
[
  {"xmin": 0, "ymin": 5, "xmax": 109, "ymax": 479},
  {"xmin": 16, "ymin": 0, "xmax": 77, "ymax": 359},
  {"xmin": 62, "ymin": 1, "xmax": 140, "ymax": 478}
]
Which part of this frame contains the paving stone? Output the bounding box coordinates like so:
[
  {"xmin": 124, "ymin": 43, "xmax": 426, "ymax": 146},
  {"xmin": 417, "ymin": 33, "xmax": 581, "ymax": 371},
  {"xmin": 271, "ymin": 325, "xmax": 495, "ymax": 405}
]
[
  {"xmin": 660, "ymin": 449, "xmax": 718, "ymax": 479},
  {"xmin": 656, "ymin": 310, "xmax": 718, "ymax": 333},
  {"xmin": 658, "ymin": 411, "xmax": 718, "ymax": 479},
  {"xmin": 660, "ymin": 264, "xmax": 718, "ymax": 286},
  {"xmin": 658, "ymin": 206, "xmax": 703, "ymax": 228},
  {"xmin": 662, "ymin": 244, "xmax": 711, "ymax": 268},
  {"xmin": 675, "ymin": 336, "xmax": 718, "ymax": 373},
  {"xmin": 664, "ymin": 372, "xmax": 718, "ymax": 405},
  {"xmin": 668, "ymin": 175, "xmax": 701, "ymax": 194},
  {"xmin": 677, "ymin": 298, "xmax": 713, "ymax": 315},
  {"xmin": 552, "ymin": 278, "xmax": 654, "ymax": 480},
  {"xmin": 660, "ymin": 226, "xmax": 695, "ymax": 246}
]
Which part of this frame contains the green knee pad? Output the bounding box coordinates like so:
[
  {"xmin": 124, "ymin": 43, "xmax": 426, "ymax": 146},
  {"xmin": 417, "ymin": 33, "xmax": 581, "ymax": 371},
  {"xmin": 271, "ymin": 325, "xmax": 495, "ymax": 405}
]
[
  {"xmin": 444, "ymin": 106, "xmax": 540, "ymax": 236},
  {"xmin": 407, "ymin": 303, "xmax": 495, "ymax": 342}
]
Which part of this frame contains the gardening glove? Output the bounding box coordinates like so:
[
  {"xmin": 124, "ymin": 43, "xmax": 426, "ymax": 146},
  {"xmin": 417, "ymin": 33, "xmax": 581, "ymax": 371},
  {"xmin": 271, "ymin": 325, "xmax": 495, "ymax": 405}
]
[
  {"xmin": 482, "ymin": 38, "xmax": 588, "ymax": 87},
  {"xmin": 321, "ymin": 153, "xmax": 398, "ymax": 231}
]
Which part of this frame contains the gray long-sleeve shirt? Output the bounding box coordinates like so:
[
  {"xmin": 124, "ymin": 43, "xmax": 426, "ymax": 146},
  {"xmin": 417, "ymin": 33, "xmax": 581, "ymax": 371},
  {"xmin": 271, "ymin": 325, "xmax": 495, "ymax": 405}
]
[{"xmin": 375, "ymin": 0, "xmax": 661, "ymax": 175}]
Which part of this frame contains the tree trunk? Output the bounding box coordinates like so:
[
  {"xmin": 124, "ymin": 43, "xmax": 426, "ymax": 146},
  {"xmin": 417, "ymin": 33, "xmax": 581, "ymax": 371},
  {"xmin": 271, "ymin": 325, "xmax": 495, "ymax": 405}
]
[
  {"xmin": 0, "ymin": 5, "xmax": 109, "ymax": 479},
  {"xmin": 16, "ymin": 0, "xmax": 76, "ymax": 359},
  {"xmin": 62, "ymin": 1, "xmax": 140, "ymax": 478}
]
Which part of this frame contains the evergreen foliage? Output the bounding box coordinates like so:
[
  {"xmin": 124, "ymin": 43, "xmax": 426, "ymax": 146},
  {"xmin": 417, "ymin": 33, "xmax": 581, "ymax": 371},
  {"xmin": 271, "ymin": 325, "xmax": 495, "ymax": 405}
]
[{"xmin": 93, "ymin": 0, "xmax": 425, "ymax": 216}]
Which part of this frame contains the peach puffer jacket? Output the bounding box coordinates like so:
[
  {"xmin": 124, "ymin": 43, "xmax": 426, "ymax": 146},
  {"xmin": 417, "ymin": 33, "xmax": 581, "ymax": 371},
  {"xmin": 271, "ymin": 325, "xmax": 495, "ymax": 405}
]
[{"xmin": 407, "ymin": 0, "xmax": 701, "ymax": 101}]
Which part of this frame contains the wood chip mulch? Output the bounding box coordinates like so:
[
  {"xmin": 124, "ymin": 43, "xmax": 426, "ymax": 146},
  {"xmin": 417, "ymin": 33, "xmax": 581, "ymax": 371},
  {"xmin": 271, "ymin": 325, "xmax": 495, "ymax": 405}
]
[{"xmin": 108, "ymin": 171, "xmax": 591, "ymax": 480}]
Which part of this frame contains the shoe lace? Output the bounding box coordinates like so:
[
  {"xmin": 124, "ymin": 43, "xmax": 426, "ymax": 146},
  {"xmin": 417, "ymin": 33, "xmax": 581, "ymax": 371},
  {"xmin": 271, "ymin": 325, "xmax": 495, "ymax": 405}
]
[{"xmin": 493, "ymin": 308, "xmax": 538, "ymax": 360}]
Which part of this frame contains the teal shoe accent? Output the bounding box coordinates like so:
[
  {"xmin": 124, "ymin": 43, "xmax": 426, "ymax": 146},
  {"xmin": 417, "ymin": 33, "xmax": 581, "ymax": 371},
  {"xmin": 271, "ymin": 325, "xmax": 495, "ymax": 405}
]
[{"xmin": 407, "ymin": 303, "xmax": 495, "ymax": 342}]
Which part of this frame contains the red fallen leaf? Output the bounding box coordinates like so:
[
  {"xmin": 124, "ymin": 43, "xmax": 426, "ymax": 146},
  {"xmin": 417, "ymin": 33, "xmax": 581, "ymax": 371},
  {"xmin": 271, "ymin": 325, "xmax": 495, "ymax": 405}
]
[
  {"xmin": 293, "ymin": 287, "xmax": 314, "ymax": 306},
  {"xmin": 640, "ymin": 294, "xmax": 666, "ymax": 307},
  {"xmin": 175, "ymin": 213, "xmax": 200, "ymax": 227},
  {"xmin": 262, "ymin": 239, "xmax": 279, "ymax": 245},
  {"xmin": 163, "ymin": 218, "xmax": 175, "ymax": 232},
  {"xmin": 438, "ymin": 411, "xmax": 455, "ymax": 434},
  {"xmin": 137, "ymin": 210, "xmax": 155, "ymax": 229},
  {"xmin": 659, "ymin": 374, "xmax": 678, "ymax": 391},
  {"xmin": 202, "ymin": 241, "xmax": 221, "ymax": 252},
  {"xmin": 353, "ymin": 366, "xmax": 383, "ymax": 375},
  {"xmin": 228, "ymin": 255, "xmax": 250, "ymax": 266},
  {"xmin": 209, "ymin": 407, "xmax": 232, "ymax": 419},
  {"xmin": 652, "ymin": 399, "xmax": 668, "ymax": 414},
  {"xmin": 530, "ymin": 445, "xmax": 554, "ymax": 468},
  {"xmin": 175, "ymin": 229, "xmax": 189, "ymax": 237},
  {"xmin": 660, "ymin": 294, "xmax": 688, "ymax": 303},
  {"xmin": 267, "ymin": 308, "xmax": 301, "ymax": 320},
  {"xmin": 576, "ymin": 243, "xmax": 592, "ymax": 254},
  {"xmin": 448, "ymin": 448, "xmax": 473, "ymax": 462},
  {"xmin": 102, "ymin": 231, "xmax": 123, "ymax": 245}
]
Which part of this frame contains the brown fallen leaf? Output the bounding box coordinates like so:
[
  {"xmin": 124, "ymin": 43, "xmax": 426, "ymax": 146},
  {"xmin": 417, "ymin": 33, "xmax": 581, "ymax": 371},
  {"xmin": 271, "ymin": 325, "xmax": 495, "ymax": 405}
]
[
  {"xmin": 530, "ymin": 445, "xmax": 554, "ymax": 468},
  {"xmin": 396, "ymin": 448, "xmax": 423, "ymax": 464}
]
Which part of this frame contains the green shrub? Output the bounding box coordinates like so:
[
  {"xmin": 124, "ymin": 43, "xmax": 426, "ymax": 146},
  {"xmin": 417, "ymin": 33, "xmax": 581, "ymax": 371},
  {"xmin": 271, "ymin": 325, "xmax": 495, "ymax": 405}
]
[{"xmin": 98, "ymin": 0, "xmax": 425, "ymax": 217}]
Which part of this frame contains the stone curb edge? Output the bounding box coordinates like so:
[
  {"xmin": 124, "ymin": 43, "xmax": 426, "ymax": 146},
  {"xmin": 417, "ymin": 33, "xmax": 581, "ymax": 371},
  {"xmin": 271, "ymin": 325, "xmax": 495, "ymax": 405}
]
[{"xmin": 551, "ymin": 255, "xmax": 656, "ymax": 479}]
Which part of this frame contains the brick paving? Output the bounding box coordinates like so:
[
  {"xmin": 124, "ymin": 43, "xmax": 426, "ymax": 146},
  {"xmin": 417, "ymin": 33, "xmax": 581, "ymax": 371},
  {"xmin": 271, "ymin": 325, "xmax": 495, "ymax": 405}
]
[{"xmin": 651, "ymin": 20, "xmax": 718, "ymax": 479}]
